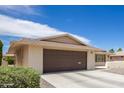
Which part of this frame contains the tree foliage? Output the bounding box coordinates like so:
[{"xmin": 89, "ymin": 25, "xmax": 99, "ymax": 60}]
[
  {"xmin": 5, "ymin": 56, "xmax": 14, "ymax": 65},
  {"xmin": 0, "ymin": 40, "xmax": 3, "ymax": 66},
  {"xmin": 109, "ymin": 49, "xmax": 115, "ymax": 53},
  {"xmin": 117, "ymin": 48, "xmax": 123, "ymax": 52}
]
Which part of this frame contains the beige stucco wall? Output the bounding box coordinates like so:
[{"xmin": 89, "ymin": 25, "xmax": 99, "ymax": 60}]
[
  {"xmin": 15, "ymin": 45, "xmax": 43, "ymax": 74},
  {"xmin": 87, "ymin": 50, "xmax": 95, "ymax": 70},
  {"xmin": 106, "ymin": 61, "xmax": 124, "ymax": 69},
  {"xmin": 28, "ymin": 45, "xmax": 43, "ymax": 74},
  {"xmin": 15, "ymin": 47, "xmax": 23, "ymax": 66},
  {"xmin": 95, "ymin": 62, "xmax": 105, "ymax": 66},
  {"xmin": 106, "ymin": 55, "xmax": 110, "ymax": 61},
  {"xmin": 14, "ymin": 44, "xmax": 97, "ymax": 74},
  {"xmin": 26, "ymin": 47, "xmax": 95, "ymax": 73},
  {"xmin": 22, "ymin": 45, "xmax": 29, "ymax": 66}
]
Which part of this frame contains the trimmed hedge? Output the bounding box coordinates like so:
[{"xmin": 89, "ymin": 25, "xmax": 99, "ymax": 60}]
[{"xmin": 0, "ymin": 67, "xmax": 40, "ymax": 88}]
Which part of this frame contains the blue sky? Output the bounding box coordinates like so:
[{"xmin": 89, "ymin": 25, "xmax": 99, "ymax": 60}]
[{"xmin": 0, "ymin": 5, "xmax": 124, "ymax": 54}]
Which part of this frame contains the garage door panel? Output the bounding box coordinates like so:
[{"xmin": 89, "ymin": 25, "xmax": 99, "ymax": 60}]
[{"xmin": 43, "ymin": 49, "xmax": 87, "ymax": 73}]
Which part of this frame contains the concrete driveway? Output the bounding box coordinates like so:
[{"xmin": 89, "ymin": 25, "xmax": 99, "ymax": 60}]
[{"xmin": 41, "ymin": 69, "xmax": 124, "ymax": 88}]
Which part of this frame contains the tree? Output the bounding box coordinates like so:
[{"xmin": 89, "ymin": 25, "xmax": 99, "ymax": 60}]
[
  {"xmin": 0, "ymin": 40, "xmax": 3, "ymax": 65},
  {"xmin": 109, "ymin": 49, "xmax": 115, "ymax": 53},
  {"xmin": 5, "ymin": 56, "xmax": 14, "ymax": 65},
  {"xmin": 117, "ymin": 48, "xmax": 123, "ymax": 52}
]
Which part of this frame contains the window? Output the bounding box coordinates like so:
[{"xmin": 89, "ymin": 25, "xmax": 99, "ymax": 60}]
[{"xmin": 95, "ymin": 54, "xmax": 106, "ymax": 62}]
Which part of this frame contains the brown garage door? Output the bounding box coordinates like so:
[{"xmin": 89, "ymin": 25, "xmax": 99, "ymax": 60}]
[{"xmin": 43, "ymin": 49, "xmax": 87, "ymax": 73}]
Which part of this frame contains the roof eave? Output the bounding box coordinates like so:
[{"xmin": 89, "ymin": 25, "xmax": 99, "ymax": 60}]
[{"xmin": 8, "ymin": 40, "xmax": 102, "ymax": 54}]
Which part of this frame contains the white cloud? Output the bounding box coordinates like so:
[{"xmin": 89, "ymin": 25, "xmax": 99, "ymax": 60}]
[
  {"xmin": 0, "ymin": 5, "xmax": 40, "ymax": 16},
  {"xmin": 0, "ymin": 14, "xmax": 90, "ymax": 44}
]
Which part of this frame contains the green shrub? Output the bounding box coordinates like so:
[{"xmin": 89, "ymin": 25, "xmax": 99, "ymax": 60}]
[
  {"xmin": 5, "ymin": 56, "xmax": 15, "ymax": 65},
  {"xmin": 0, "ymin": 67, "xmax": 40, "ymax": 88}
]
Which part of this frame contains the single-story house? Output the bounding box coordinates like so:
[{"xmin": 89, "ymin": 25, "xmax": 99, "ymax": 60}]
[
  {"xmin": 110, "ymin": 51, "xmax": 124, "ymax": 61},
  {"xmin": 2, "ymin": 54, "xmax": 15, "ymax": 66},
  {"xmin": 8, "ymin": 33, "xmax": 110, "ymax": 74}
]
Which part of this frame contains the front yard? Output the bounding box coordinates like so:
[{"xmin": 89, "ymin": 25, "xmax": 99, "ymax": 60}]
[
  {"xmin": 1, "ymin": 66, "xmax": 124, "ymax": 88},
  {"xmin": 0, "ymin": 67, "xmax": 40, "ymax": 88}
]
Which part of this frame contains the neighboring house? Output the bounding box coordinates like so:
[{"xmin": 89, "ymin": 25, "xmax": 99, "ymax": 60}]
[
  {"xmin": 110, "ymin": 51, "xmax": 124, "ymax": 61},
  {"xmin": 8, "ymin": 33, "xmax": 110, "ymax": 74},
  {"xmin": 2, "ymin": 54, "xmax": 15, "ymax": 66}
]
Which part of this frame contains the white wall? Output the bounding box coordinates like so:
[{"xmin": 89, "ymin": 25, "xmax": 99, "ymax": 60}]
[
  {"xmin": 106, "ymin": 61, "xmax": 124, "ymax": 69},
  {"xmin": 87, "ymin": 50, "xmax": 95, "ymax": 70}
]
